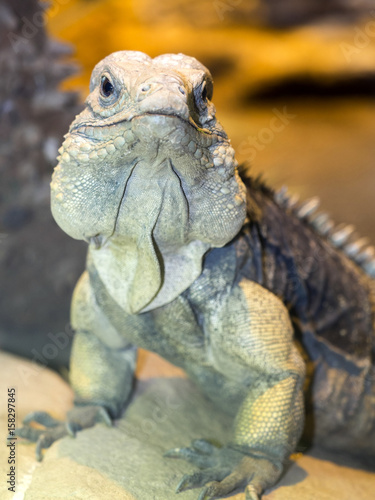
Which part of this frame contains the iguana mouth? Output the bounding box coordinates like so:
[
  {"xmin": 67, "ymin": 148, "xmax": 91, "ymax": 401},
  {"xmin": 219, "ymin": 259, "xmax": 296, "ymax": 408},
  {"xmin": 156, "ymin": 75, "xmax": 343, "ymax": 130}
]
[
  {"xmin": 70, "ymin": 112, "xmax": 227, "ymax": 142},
  {"xmin": 139, "ymin": 113, "xmax": 227, "ymax": 140}
]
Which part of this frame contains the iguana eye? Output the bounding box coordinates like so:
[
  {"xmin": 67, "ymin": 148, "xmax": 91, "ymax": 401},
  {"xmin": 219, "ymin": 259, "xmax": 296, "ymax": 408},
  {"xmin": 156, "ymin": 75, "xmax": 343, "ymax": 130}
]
[
  {"xmin": 201, "ymin": 82, "xmax": 207, "ymax": 101},
  {"xmin": 100, "ymin": 76, "xmax": 114, "ymax": 98},
  {"xmin": 195, "ymin": 79, "xmax": 213, "ymax": 110},
  {"xmin": 195, "ymin": 81, "xmax": 208, "ymax": 111}
]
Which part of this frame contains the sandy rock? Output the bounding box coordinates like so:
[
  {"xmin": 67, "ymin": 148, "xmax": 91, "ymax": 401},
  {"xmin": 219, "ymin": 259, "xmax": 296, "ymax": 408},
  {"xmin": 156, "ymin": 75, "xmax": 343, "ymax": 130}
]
[
  {"xmin": 0, "ymin": 351, "xmax": 73, "ymax": 500},
  {"xmin": 0, "ymin": 351, "xmax": 374, "ymax": 499}
]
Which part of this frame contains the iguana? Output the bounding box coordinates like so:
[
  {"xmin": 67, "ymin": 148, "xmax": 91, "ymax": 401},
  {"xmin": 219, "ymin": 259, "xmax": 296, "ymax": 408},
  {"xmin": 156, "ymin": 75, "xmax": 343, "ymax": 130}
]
[{"xmin": 19, "ymin": 51, "xmax": 375, "ymax": 500}]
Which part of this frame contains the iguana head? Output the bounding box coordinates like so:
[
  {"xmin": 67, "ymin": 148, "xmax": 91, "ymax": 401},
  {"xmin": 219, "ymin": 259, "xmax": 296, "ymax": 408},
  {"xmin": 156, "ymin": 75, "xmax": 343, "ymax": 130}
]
[{"xmin": 51, "ymin": 51, "xmax": 246, "ymax": 313}]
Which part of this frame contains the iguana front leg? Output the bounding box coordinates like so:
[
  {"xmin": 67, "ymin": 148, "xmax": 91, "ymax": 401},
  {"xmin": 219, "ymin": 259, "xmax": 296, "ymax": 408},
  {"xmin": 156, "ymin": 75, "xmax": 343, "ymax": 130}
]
[
  {"xmin": 166, "ymin": 279, "xmax": 305, "ymax": 499},
  {"xmin": 18, "ymin": 272, "xmax": 136, "ymax": 459}
]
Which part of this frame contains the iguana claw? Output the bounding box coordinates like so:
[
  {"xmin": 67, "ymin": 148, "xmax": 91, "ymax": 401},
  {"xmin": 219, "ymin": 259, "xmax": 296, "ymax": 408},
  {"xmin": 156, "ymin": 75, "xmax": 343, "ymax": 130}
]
[
  {"xmin": 17, "ymin": 405, "xmax": 112, "ymax": 461},
  {"xmin": 166, "ymin": 439, "xmax": 279, "ymax": 499},
  {"xmin": 245, "ymin": 485, "xmax": 260, "ymax": 500}
]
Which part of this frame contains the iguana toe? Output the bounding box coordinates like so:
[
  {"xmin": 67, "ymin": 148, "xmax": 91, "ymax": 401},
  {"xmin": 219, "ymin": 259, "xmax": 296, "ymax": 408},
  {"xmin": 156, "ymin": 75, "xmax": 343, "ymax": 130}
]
[
  {"xmin": 17, "ymin": 405, "xmax": 112, "ymax": 460},
  {"xmin": 196, "ymin": 471, "xmax": 244, "ymax": 499},
  {"xmin": 34, "ymin": 426, "xmax": 68, "ymax": 461},
  {"xmin": 165, "ymin": 446, "xmax": 216, "ymax": 468},
  {"xmin": 23, "ymin": 411, "xmax": 62, "ymax": 428},
  {"xmin": 167, "ymin": 439, "xmax": 281, "ymax": 499},
  {"xmin": 66, "ymin": 405, "xmax": 112, "ymax": 435},
  {"xmin": 175, "ymin": 468, "xmax": 230, "ymax": 493}
]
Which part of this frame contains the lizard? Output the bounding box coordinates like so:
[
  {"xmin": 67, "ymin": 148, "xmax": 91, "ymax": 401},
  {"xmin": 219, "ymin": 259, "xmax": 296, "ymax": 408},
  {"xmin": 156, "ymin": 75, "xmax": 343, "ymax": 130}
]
[{"xmin": 18, "ymin": 51, "xmax": 375, "ymax": 500}]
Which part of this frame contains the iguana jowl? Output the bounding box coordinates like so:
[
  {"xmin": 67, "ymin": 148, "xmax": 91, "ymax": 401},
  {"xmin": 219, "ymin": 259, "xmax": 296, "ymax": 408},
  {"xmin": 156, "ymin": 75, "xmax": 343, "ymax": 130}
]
[{"xmin": 20, "ymin": 51, "xmax": 375, "ymax": 499}]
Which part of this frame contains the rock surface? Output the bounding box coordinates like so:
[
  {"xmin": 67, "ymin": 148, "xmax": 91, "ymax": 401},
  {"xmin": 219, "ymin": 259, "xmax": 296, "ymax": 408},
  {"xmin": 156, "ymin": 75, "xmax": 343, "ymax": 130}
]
[{"xmin": 0, "ymin": 351, "xmax": 374, "ymax": 499}]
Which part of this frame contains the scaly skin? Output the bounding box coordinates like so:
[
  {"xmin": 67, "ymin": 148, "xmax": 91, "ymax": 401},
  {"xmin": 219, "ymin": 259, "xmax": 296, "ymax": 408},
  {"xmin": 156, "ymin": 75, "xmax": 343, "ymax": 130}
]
[{"xmin": 18, "ymin": 51, "xmax": 375, "ymax": 499}]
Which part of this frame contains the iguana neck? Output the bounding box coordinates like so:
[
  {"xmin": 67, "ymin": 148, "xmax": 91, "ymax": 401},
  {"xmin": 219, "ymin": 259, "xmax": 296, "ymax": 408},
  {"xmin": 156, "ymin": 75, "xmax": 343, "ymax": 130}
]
[{"xmin": 88, "ymin": 159, "xmax": 211, "ymax": 314}]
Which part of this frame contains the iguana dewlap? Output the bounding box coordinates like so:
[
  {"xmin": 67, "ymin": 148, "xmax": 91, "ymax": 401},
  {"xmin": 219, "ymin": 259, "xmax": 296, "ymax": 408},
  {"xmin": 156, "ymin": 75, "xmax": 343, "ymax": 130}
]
[{"xmin": 20, "ymin": 51, "xmax": 375, "ymax": 500}]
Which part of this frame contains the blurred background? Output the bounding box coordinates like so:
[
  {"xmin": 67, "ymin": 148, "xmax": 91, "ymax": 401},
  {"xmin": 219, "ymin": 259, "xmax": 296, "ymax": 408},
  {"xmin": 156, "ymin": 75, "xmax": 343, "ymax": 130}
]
[{"xmin": 1, "ymin": 0, "xmax": 375, "ymax": 371}]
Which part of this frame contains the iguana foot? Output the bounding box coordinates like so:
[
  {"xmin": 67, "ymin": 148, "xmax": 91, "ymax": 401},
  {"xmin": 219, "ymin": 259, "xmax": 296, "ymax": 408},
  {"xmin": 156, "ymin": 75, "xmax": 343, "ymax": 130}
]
[
  {"xmin": 16, "ymin": 405, "xmax": 112, "ymax": 461},
  {"xmin": 165, "ymin": 439, "xmax": 281, "ymax": 500}
]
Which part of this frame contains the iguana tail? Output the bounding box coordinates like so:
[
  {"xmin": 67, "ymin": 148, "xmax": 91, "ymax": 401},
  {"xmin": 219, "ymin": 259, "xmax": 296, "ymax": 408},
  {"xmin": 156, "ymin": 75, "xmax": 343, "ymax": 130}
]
[{"xmin": 308, "ymin": 358, "xmax": 375, "ymax": 456}]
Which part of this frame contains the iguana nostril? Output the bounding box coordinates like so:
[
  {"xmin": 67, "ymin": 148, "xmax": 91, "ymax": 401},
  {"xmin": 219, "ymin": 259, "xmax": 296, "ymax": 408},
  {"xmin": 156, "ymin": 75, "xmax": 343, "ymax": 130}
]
[
  {"xmin": 178, "ymin": 86, "xmax": 186, "ymax": 95},
  {"xmin": 141, "ymin": 84, "xmax": 151, "ymax": 92}
]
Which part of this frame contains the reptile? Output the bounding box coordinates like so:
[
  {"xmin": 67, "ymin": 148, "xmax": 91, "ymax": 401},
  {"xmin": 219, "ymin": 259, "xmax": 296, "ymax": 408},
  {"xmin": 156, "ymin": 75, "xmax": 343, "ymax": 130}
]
[{"xmin": 19, "ymin": 51, "xmax": 375, "ymax": 499}]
